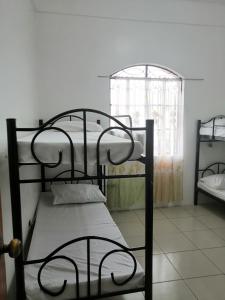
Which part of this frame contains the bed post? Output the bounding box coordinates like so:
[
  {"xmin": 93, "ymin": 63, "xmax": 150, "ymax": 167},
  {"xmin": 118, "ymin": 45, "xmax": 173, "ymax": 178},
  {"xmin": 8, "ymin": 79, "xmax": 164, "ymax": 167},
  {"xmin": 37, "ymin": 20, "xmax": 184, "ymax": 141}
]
[
  {"xmin": 194, "ymin": 120, "xmax": 201, "ymax": 206},
  {"xmin": 7, "ymin": 119, "xmax": 26, "ymax": 300},
  {"xmin": 96, "ymin": 119, "xmax": 103, "ymax": 191},
  {"xmin": 145, "ymin": 119, "xmax": 154, "ymax": 300},
  {"xmin": 39, "ymin": 119, "xmax": 46, "ymax": 192}
]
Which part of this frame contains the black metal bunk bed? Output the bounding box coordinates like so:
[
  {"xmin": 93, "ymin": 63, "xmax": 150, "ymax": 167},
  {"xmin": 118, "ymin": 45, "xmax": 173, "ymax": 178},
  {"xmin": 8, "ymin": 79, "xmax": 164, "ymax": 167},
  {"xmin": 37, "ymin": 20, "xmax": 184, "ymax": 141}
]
[
  {"xmin": 7, "ymin": 109, "xmax": 154, "ymax": 300},
  {"xmin": 194, "ymin": 115, "xmax": 225, "ymax": 205}
]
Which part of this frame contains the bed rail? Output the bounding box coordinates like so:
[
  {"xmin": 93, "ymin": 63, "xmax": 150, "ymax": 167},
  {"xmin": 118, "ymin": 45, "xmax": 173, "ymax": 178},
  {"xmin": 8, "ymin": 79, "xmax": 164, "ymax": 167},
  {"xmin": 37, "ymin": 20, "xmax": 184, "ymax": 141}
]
[
  {"xmin": 24, "ymin": 236, "xmax": 144, "ymax": 299},
  {"xmin": 198, "ymin": 162, "xmax": 225, "ymax": 178}
]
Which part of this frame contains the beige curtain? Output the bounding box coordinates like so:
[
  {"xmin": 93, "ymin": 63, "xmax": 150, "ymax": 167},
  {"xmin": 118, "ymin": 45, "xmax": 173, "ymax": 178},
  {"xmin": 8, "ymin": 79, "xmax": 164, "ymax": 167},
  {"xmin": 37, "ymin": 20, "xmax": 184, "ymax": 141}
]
[
  {"xmin": 107, "ymin": 159, "xmax": 183, "ymax": 210},
  {"xmin": 154, "ymin": 157, "xmax": 183, "ymax": 207}
]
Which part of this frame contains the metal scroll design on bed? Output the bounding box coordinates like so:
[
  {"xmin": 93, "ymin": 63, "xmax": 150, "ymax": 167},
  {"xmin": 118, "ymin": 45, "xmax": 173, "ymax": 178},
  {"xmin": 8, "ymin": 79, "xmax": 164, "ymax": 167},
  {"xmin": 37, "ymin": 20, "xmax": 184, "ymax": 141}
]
[
  {"xmin": 198, "ymin": 162, "xmax": 225, "ymax": 178},
  {"xmin": 24, "ymin": 236, "xmax": 144, "ymax": 299},
  {"xmin": 28, "ymin": 108, "xmax": 145, "ymax": 182}
]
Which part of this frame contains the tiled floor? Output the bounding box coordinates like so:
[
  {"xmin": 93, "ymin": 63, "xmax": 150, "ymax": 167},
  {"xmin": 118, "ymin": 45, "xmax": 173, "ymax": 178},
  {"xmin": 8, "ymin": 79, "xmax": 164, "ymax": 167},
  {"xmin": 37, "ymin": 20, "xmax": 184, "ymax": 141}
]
[{"xmin": 109, "ymin": 202, "xmax": 225, "ymax": 299}]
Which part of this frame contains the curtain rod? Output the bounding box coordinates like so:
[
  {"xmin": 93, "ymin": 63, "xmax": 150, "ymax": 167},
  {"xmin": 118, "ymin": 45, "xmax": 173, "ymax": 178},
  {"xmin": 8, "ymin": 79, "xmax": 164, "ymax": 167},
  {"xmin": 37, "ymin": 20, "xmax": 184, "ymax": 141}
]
[{"xmin": 98, "ymin": 75, "xmax": 204, "ymax": 81}]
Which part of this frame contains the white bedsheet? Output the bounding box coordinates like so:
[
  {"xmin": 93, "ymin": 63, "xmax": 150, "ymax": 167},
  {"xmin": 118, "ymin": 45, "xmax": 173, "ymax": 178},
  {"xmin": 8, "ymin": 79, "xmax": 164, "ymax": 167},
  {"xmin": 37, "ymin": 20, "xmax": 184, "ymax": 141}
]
[
  {"xmin": 200, "ymin": 127, "xmax": 225, "ymax": 139},
  {"xmin": 25, "ymin": 193, "xmax": 145, "ymax": 300},
  {"xmin": 198, "ymin": 181, "xmax": 225, "ymax": 201},
  {"xmin": 18, "ymin": 132, "xmax": 143, "ymax": 167}
]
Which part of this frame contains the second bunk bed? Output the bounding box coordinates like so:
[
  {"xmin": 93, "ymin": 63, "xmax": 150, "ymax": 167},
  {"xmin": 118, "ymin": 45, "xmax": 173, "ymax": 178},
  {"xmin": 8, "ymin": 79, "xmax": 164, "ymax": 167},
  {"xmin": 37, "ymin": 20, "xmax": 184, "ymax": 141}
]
[
  {"xmin": 7, "ymin": 108, "xmax": 154, "ymax": 300},
  {"xmin": 194, "ymin": 115, "xmax": 225, "ymax": 205}
]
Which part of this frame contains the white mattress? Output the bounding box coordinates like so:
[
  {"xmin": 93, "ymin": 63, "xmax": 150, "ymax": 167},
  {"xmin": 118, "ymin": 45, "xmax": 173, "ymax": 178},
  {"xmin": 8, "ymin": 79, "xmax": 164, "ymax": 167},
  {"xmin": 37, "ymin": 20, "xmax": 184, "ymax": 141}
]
[
  {"xmin": 200, "ymin": 126, "xmax": 225, "ymax": 139},
  {"xmin": 198, "ymin": 181, "xmax": 225, "ymax": 201},
  {"xmin": 25, "ymin": 193, "xmax": 144, "ymax": 300},
  {"xmin": 18, "ymin": 132, "xmax": 143, "ymax": 167}
]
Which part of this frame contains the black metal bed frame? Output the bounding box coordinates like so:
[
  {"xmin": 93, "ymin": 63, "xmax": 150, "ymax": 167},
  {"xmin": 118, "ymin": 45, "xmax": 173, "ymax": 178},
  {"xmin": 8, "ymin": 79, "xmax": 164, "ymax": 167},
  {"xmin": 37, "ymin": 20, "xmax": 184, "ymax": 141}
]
[
  {"xmin": 194, "ymin": 115, "xmax": 225, "ymax": 205},
  {"xmin": 6, "ymin": 108, "xmax": 154, "ymax": 300}
]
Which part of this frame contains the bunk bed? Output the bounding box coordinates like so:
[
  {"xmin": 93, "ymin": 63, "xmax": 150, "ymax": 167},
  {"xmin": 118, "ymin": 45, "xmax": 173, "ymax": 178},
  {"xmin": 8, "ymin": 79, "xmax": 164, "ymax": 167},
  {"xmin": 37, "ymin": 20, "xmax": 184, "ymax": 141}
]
[
  {"xmin": 7, "ymin": 109, "xmax": 154, "ymax": 300},
  {"xmin": 194, "ymin": 115, "xmax": 225, "ymax": 205}
]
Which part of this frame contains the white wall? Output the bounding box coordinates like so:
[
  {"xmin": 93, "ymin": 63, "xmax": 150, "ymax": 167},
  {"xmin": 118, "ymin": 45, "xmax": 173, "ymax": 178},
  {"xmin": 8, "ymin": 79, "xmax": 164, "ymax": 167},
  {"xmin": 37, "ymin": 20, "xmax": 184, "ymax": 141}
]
[
  {"xmin": 35, "ymin": 0, "xmax": 225, "ymax": 206},
  {"xmin": 0, "ymin": 0, "xmax": 39, "ymax": 298}
]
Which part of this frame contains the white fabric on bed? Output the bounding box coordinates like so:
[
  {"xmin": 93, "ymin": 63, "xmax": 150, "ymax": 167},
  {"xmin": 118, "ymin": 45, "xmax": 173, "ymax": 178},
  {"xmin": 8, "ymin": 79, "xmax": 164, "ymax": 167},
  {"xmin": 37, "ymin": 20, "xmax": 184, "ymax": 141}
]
[
  {"xmin": 198, "ymin": 181, "xmax": 225, "ymax": 201},
  {"xmin": 199, "ymin": 174, "xmax": 225, "ymax": 190},
  {"xmin": 25, "ymin": 193, "xmax": 144, "ymax": 300},
  {"xmin": 51, "ymin": 184, "xmax": 106, "ymax": 205},
  {"xmin": 55, "ymin": 121, "xmax": 103, "ymax": 132},
  {"xmin": 18, "ymin": 131, "xmax": 143, "ymax": 166},
  {"xmin": 200, "ymin": 126, "xmax": 225, "ymax": 138}
]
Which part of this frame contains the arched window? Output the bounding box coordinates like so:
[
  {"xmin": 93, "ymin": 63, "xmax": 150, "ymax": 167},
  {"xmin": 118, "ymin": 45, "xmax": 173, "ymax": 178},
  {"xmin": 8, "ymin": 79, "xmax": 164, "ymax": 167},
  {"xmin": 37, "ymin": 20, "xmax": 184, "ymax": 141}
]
[
  {"xmin": 110, "ymin": 65, "xmax": 183, "ymax": 158},
  {"xmin": 109, "ymin": 65, "xmax": 183, "ymax": 207}
]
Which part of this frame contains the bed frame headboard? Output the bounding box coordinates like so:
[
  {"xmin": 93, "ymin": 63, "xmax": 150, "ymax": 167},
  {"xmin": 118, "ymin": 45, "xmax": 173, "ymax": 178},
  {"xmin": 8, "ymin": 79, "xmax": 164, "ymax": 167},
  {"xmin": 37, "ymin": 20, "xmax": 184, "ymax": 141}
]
[
  {"xmin": 6, "ymin": 108, "xmax": 154, "ymax": 300},
  {"xmin": 198, "ymin": 162, "xmax": 225, "ymax": 178}
]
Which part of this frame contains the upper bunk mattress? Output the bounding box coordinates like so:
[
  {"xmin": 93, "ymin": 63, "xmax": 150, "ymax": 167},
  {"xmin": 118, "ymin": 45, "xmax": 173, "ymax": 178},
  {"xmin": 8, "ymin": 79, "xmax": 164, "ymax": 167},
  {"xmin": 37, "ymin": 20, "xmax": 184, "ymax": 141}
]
[
  {"xmin": 200, "ymin": 127, "xmax": 225, "ymax": 139},
  {"xmin": 18, "ymin": 131, "xmax": 143, "ymax": 166},
  {"xmin": 198, "ymin": 181, "xmax": 225, "ymax": 201},
  {"xmin": 25, "ymin": 193, "xmax": 144, "ymax": 300}
]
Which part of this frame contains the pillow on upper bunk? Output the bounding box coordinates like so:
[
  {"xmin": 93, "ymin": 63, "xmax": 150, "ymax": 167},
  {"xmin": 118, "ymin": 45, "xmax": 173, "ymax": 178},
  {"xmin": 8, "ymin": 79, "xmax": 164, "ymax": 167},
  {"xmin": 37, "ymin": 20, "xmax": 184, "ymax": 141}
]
[
  {"xmin": 51, "ymin": 184, "xmax": 106, "ymax": 205},
  {"xmin": 199, "ymin": 174, "xmax": 225, "ymax": 190},
  {"xmin": 54, "ymin": 121, "xmax": 103, "ymax": 132}
]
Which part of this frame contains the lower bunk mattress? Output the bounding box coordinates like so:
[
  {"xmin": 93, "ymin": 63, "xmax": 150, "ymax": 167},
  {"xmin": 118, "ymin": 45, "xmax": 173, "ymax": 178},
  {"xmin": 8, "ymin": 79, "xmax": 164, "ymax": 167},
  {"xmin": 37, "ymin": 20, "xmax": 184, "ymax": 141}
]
[
  {"xmin": 25, "ymin": 193, "xmax": 144, "ymax": 300},
  {"xmin": 198, "ymin": 181, "xmax": 225, "ymax": 201}
]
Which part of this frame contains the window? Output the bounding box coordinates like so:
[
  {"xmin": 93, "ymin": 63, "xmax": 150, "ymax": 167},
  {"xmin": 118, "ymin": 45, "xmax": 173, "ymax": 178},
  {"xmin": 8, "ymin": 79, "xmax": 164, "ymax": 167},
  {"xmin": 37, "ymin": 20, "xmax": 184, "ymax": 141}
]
[{"xmin": 110, "ymin": 65, "xmax": 183, "ymax": 157}]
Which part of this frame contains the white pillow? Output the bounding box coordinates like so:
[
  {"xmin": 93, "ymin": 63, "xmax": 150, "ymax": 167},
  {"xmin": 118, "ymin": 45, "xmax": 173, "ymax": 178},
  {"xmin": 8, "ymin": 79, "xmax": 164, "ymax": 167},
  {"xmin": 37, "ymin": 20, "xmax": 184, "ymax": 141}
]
[
  {"xmin": 51, "ymin": 184, "xmax": 106, "ymax": 205},
  {"xmin": 200, "ymin": 174, "xmax": 225, "ymax": 190},
  {"xmin": 215, "ymin": 118, "xmax": 225, "ymax": 126},
  {"xmin": 54, "ymin": 121, "xmax": 103, "ymax": 132}
]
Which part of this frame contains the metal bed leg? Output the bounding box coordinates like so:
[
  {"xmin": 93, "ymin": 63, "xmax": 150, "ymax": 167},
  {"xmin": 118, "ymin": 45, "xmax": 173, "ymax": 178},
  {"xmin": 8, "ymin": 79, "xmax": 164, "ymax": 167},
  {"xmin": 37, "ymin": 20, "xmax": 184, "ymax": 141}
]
[
  {"xmin": 194, "ymin": 189, "xmax": 199, "ymax": 206},
  {"xmin": 194, "ymin": 120, "xmax": 201, "ymax": 206},
  {"xmin": 145, "ymin": 119, "xmax": 154, "ymax": 300},
  {"xmin": 7, "ymin": 119, "xmax": 26, "ymax": 300}
]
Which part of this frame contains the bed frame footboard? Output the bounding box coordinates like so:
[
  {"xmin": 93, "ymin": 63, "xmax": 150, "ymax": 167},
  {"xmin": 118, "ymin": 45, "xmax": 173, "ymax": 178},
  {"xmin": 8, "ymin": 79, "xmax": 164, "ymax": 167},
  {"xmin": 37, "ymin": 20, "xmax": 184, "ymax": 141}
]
[{"xmin": 24, "ymin": 236, "xmax": 145, "ymax": 299}]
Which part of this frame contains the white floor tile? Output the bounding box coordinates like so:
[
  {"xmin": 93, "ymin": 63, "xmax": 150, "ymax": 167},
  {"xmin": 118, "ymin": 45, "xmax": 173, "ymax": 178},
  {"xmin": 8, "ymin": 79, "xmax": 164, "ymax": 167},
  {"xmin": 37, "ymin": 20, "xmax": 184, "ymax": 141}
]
[
  {"xmin": 124, "ymin": 234, "xmax": 145, "ymax": 247},
  {"xmin": 153, "ymin": 240, "xmax": 164, "ymax": 255},
  {"xmin": 135, "ymin": 209, "xmax": 166, "ymax": 225},
  {"xmin": 126, "ymin": 236, "xmax": 163, "ymax": 255},
  {"xmin": 135, "ymin": 210, "xmax": 145, "ymax": 225},
  {"xmin": 124, "ymin": 235, "xmax": 145, "ymax": 257},
  {"xmin": 153, "ymin": 219, "xmax": 180, "ymax": 236},
  {"xmin": 153, "ymin": 254, "xmax": 181, "ymax": 283},
  {"xmin": 118, "ymin": 222, "xmax": 144, "ymax": 237},
  {"xmin": 185, "ymin": 275, "xmax": 225, "ymax": 300},
  {"xmin": 203, "ymin": 247, "xmax": 225, "ymax": 272},
  {"xmin": 197, "ymin": 215, "xmax": 225, "ymax": 229},
  {"xmin": 160, "ymin": 207, "xmax": 192, "ymax": 219},
  {"xmin": 108, "ymin": 208, "xmax": 225, "ymax": 300},
  {"xmin": 154, "ymin": 209, "xmax": 167, "ymax": 220},
  {"xmin": 213, "ymin": 228, "xmax": 225, "ymax": 241},
  {"xmin": 184, "ymin": 229, "xmax": 225, "ymax": 249},
  {"xmin": 154, "ymin": 232, "xmax": 196, "ymax": 253},
  {"xmin": 138, "ymin": 254, "xmax": 181, "ymax": 283},
  {"xmin": 167, "ymin": 250, "xmax": 221, "ymax": 278},
  {"xmin": 153, "ymin": 280, "xmax": 197, "ymax": 300},
  {"xmin": 171, "ymin": 217, "xmax": 207, "ymax": 231},
  {"xmin": 111, "ymin": 211, "xmax": 140, "ymax": 224},
  {"xmin": 184, "ymin": 205, "xmax": 212, "ymax": 217}
]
